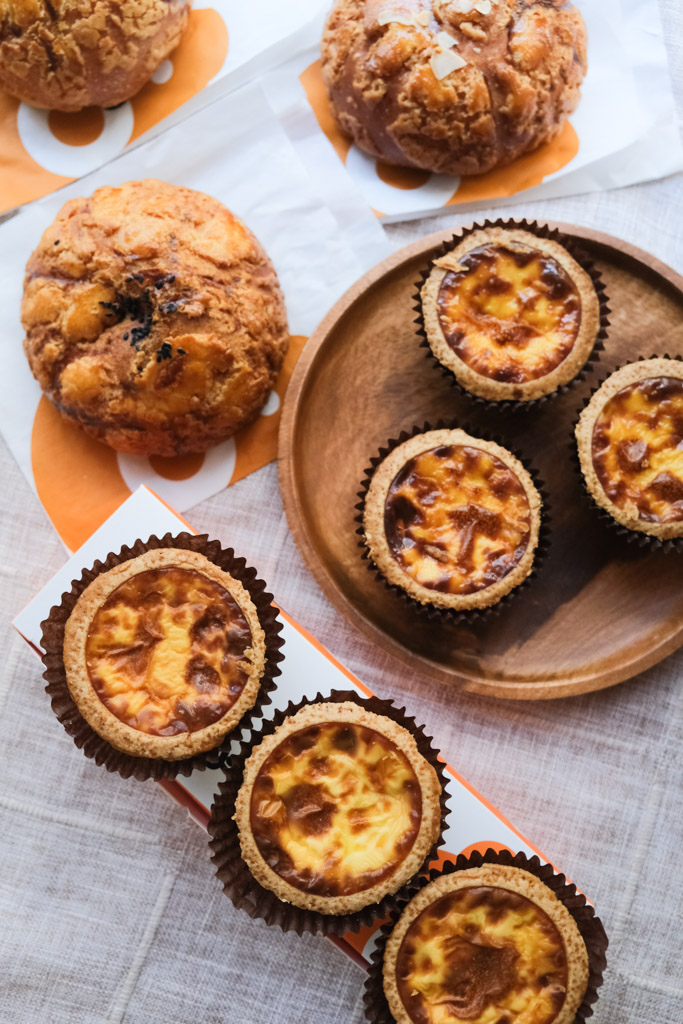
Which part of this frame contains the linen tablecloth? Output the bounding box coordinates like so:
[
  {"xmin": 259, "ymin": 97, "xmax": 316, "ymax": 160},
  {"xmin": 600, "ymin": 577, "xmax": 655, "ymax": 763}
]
[{"xmin": 1, "ymin": 2, "xmax": 682, "ymax": 1019}]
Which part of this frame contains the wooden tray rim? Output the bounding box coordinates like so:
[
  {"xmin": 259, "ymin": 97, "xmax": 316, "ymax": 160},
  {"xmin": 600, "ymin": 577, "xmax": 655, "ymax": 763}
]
[{"xmin": 278, "ymin": 220, "xmax": 683, "ymax": 700}]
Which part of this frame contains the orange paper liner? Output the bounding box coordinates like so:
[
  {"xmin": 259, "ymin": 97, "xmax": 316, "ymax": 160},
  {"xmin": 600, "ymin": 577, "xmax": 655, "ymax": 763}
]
[
  {"xmin": 413, "ymin": 218, "xmax": 611, "ymax": 413},
  {"xmin": 572, "ymin": 353, "xmax": 683, "ymax": 554},
  {"xmin": 364, "ymin": 847, "xmax": 608, "ymax": 1024},
  {"xmin": 354, "ymin": 421, "xmax": 551, "ymax": 625},
  {"xmin": 207, "ymin": 689, "xmax": 450, "ymax": 937},
  {"xmin": 40, "ymin": 532, "xmax": 285, "ymax": 781}
]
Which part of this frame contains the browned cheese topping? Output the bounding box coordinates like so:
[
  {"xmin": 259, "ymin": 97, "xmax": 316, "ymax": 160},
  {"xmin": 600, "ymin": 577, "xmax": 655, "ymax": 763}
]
[
  {"xmin": 384, "ymin": 444, "xmax": 532, "ymax": 594},
  {"xmin": 437, "ymin": 244, "xmax": 581, "ymax": 384},
  {"xmin": 591, "ymin": 377, "xmax": 683, "ymax": 523},
  {"xmin": 249, "ymin": 722, "xmax": 423, "ymax": 897},
  {"xmin": 396, "ymin": 885, "xmax": 568, "ymax": 1024},
  {"xmin": 85, "ymin": 567, "xmax": 253, "ymax": 735}
]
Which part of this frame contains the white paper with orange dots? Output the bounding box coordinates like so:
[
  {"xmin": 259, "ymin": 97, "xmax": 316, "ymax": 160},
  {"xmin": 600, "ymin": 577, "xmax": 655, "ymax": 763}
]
[
  {"xmin": 0, "ymin": 82, "xmax": 390, "ymax": 554},
  {"xmin": 263, "ymin": 0, "xmax": 683, "ymax": 222},
  {"xmin": 0, "ymin": 0, "xmax": 325, "ymax": 214},
  {"xmin": 14, "ymin": 485, "xmax": 566, "ymax": 967}
]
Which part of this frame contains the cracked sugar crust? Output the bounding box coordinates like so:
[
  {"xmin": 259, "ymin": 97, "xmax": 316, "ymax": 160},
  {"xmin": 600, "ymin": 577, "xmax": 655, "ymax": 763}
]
[
  {"xmin": 382, "ymin": 865, "xmax": 589, "ymax": 1024},
  {"xmin": 21, "ymin": 179, "xmax": 290, "ymax": 456},
  {"xmin": 321, "ymin": 0, "xmax": 587, "ymax": 176},
  {"xmin": 0, "ymin": 0, "xmax": 191, "ymax": 111}
]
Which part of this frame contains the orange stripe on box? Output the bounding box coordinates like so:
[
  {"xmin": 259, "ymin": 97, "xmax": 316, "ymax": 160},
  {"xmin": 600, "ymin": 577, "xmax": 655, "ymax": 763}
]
[{"xmin": 158, "ymin": 778, "xmax": 211, "ymax": 829}]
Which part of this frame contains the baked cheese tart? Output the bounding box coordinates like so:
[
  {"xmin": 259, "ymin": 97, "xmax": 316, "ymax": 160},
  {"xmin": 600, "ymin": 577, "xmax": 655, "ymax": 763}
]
[
  {"xmin": 234, "ymin": 701, "xmax": 443, "ymax": 915},
  {"xmin": 363, "ymin": 429, "xmax": 541, "ymax": 611},
  {"xmin": 421, "ymin": 227, "xmax": 601, "ymax": 402},
  {"xmin": 576, "ymin": 358, "xmax": 683, "ymax": 540},
  {"xmin": 62, "ymin": 548, "xmax": 266, "ymax": 760},
  {"xmin": 383, "ymin": 865, "xmax": 589, "ymax": 1024}
]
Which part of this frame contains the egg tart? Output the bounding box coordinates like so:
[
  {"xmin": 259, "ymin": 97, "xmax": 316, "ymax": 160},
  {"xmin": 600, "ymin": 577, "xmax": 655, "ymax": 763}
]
[
  {"xmin": 420, "ymin": 227, "xmax": 601, "ymax": 402},
  {"xmin": 362, "ymin": 428, "xmax": 542, "ymax": 612},
  {"xmin": 382, "ymin": 864, "xmax": 590, "ymax": 1024},
  {"xmin": 234, "ymin": 701, "xmax": 443, "ymax": 916},
  {"xmin": 576, "ymin": 358, "xmax": 683, "ymax": 541},
  {"xmin": 62, "ymin": 547, "xmax": 267, "ymax": 760}
]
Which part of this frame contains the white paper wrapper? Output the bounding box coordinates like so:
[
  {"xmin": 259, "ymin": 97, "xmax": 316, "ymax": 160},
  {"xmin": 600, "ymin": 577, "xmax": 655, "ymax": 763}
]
[
  {"xmin": 0, "ymin": 81, "xmax": 390, "ymax": 551},
  {"xmin": 263, "ymin": 0, "xmax": 683, "ymax": 223}
]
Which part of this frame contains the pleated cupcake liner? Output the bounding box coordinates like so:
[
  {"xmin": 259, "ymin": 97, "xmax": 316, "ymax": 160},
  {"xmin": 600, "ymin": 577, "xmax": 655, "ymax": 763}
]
[
  {"xmin": 40, "ymin": 532, "xmax": 285, "ymax": 781},
  {"xmin": 355, "ymin": 421, "xmax": 552, "ymax": 625},
  {"xmin": 207, "ymin": 688, "xmax": 450, "ymax": 937},
  {"xmin": 363, "ymin": 847, "xmax": 608, "ymax": 1024},
  {"xmin": 413, "ymin": 218, "xmax": 610, "ymax": 413},
  {"xmin": 571, "ymin": 353, "xmax": 683, "ymax": 554}
]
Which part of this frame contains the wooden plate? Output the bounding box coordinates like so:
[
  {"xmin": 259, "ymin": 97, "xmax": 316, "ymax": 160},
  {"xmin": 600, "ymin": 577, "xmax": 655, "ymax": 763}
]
[{"xmin": 278, "ymin": 222, "xmax": 683, "ymax": 699}]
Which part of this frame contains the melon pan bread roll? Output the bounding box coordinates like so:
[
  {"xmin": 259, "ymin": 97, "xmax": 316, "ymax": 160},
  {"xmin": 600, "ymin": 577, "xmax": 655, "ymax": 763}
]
[
  {"xmin": 21, "ymin": 179, "xmax": 290, "ymax": 457},
  {"xmin": 0, "ymin": 0, "xmax": 191, "ymax": 111},
  {"xmin": 321, "ymin": 0, "xmax": 588, "ymax": 177}
]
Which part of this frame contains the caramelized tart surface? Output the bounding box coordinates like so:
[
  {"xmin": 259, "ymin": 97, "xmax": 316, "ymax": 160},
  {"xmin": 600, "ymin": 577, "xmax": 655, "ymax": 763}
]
[
  {"xmin": 248, "ymin": 720, "xmax": 423, "ymax": 897},
  {"xmin": 395, "ymin": 885, "xmax": 568, "ymax": 1024},
  {"xmin": 384, "ymin": 444, "xmax": 532, "ymax": 596},
  {"xmin": 591, "ymin": 376, "xmax": 683, "ymax": 524},
  {"xmin": 85, "ymin": 566, "xmax": 254, "ymax": 736},
  {"xmin": 436, "ymin": 243, "xmax": 581, "ymax": 385}
]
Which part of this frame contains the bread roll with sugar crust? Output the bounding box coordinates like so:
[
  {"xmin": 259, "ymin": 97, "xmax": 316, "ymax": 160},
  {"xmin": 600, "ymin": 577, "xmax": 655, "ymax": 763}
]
[
  {"xmin": 321, "ymin": 0, "xmax": 587, "ymax": 176},
  {"xmin": 22, "ymin": 179, "xmax": 290, "ymax": 456},
  {"xmin": 0, "ymin": 0, "xmax": 191, "ymax": 111}
]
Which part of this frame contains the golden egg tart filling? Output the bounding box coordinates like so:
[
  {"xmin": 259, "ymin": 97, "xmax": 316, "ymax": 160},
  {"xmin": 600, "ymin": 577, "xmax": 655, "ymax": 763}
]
[
  {"xmin": 63, "ymin": 548, "xmax": 266, "ymax": 759},
  {"xmin": 363, "ymin": 429, "xmax": 542, "ymax": 611},
  {"xmin": 576, "ymin": 359, "xmax": 683, "ymax": 540},
  {"xmin": 235, "ymin": 702, "xmax": 443, "ymax": 915},
  {"xmin": 421, "ymin": 227, "xmax": 601, "ymax": 402},
  {"xmin": 383, "ymin": 866, "xmax": 589, "ymax": 1024}
]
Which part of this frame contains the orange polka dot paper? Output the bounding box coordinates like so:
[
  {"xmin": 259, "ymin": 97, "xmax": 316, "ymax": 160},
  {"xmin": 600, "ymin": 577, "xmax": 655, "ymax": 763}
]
[{"xmin": 0, "ymin": 79, "xmax": 390, "ymax": 552}]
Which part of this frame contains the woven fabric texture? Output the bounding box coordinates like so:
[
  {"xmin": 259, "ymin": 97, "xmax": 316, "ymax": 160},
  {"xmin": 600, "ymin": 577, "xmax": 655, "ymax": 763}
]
[{"xmin": 1, "ymin": 2, "xmax": 682, "ymax": 1020}]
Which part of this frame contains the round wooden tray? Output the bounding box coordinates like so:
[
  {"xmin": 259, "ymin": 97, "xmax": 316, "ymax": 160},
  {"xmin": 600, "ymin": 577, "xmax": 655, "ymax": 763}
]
[{"xmin": 278, "ymin": 222, "xmax": 683, "ymax": 699}]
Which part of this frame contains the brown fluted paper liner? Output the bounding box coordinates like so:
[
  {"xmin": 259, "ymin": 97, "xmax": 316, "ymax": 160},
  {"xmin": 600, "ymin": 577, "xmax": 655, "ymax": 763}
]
[
  {"xmin": 413, "ymin": 218, "xmax": 611, "ymax": 413},
  {"xmin": 208, "ymin": 689, "xmax": 450, "ymax": 936},
  {"xmin": 40, "ymin": 532, "xmax": 285, "ymax": 781},
  {"xmin": 364, "ymin": 847, "xmax": 608, "ymax": 1024},
  {"xmin": 355, "ymin": 421, "xmax": 551, "ymax": 625}
]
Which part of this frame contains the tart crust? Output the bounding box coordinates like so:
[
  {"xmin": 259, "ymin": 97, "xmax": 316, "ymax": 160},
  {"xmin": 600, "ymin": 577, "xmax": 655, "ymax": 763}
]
[
  {"xmin": 421, "ymin": 227, "xmax": 600, "ymax": 401},
  {"xmin": 575, "ymin": 358, "xmax": 683, "ymax": 540},
  {"xmin": 63, "ymin": 548, "xmax": 266, "ymax": 760},
  {"xmin": 383, "ymin": 865, "xmax": 590, "ymax": 1024},
  {"xmin": 363, "ymin": 428, "xmax": 542, "ymax": 611},
  {"xmin": 235, "ymin": 701, "xmax": 443, "ymax": 915}
]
